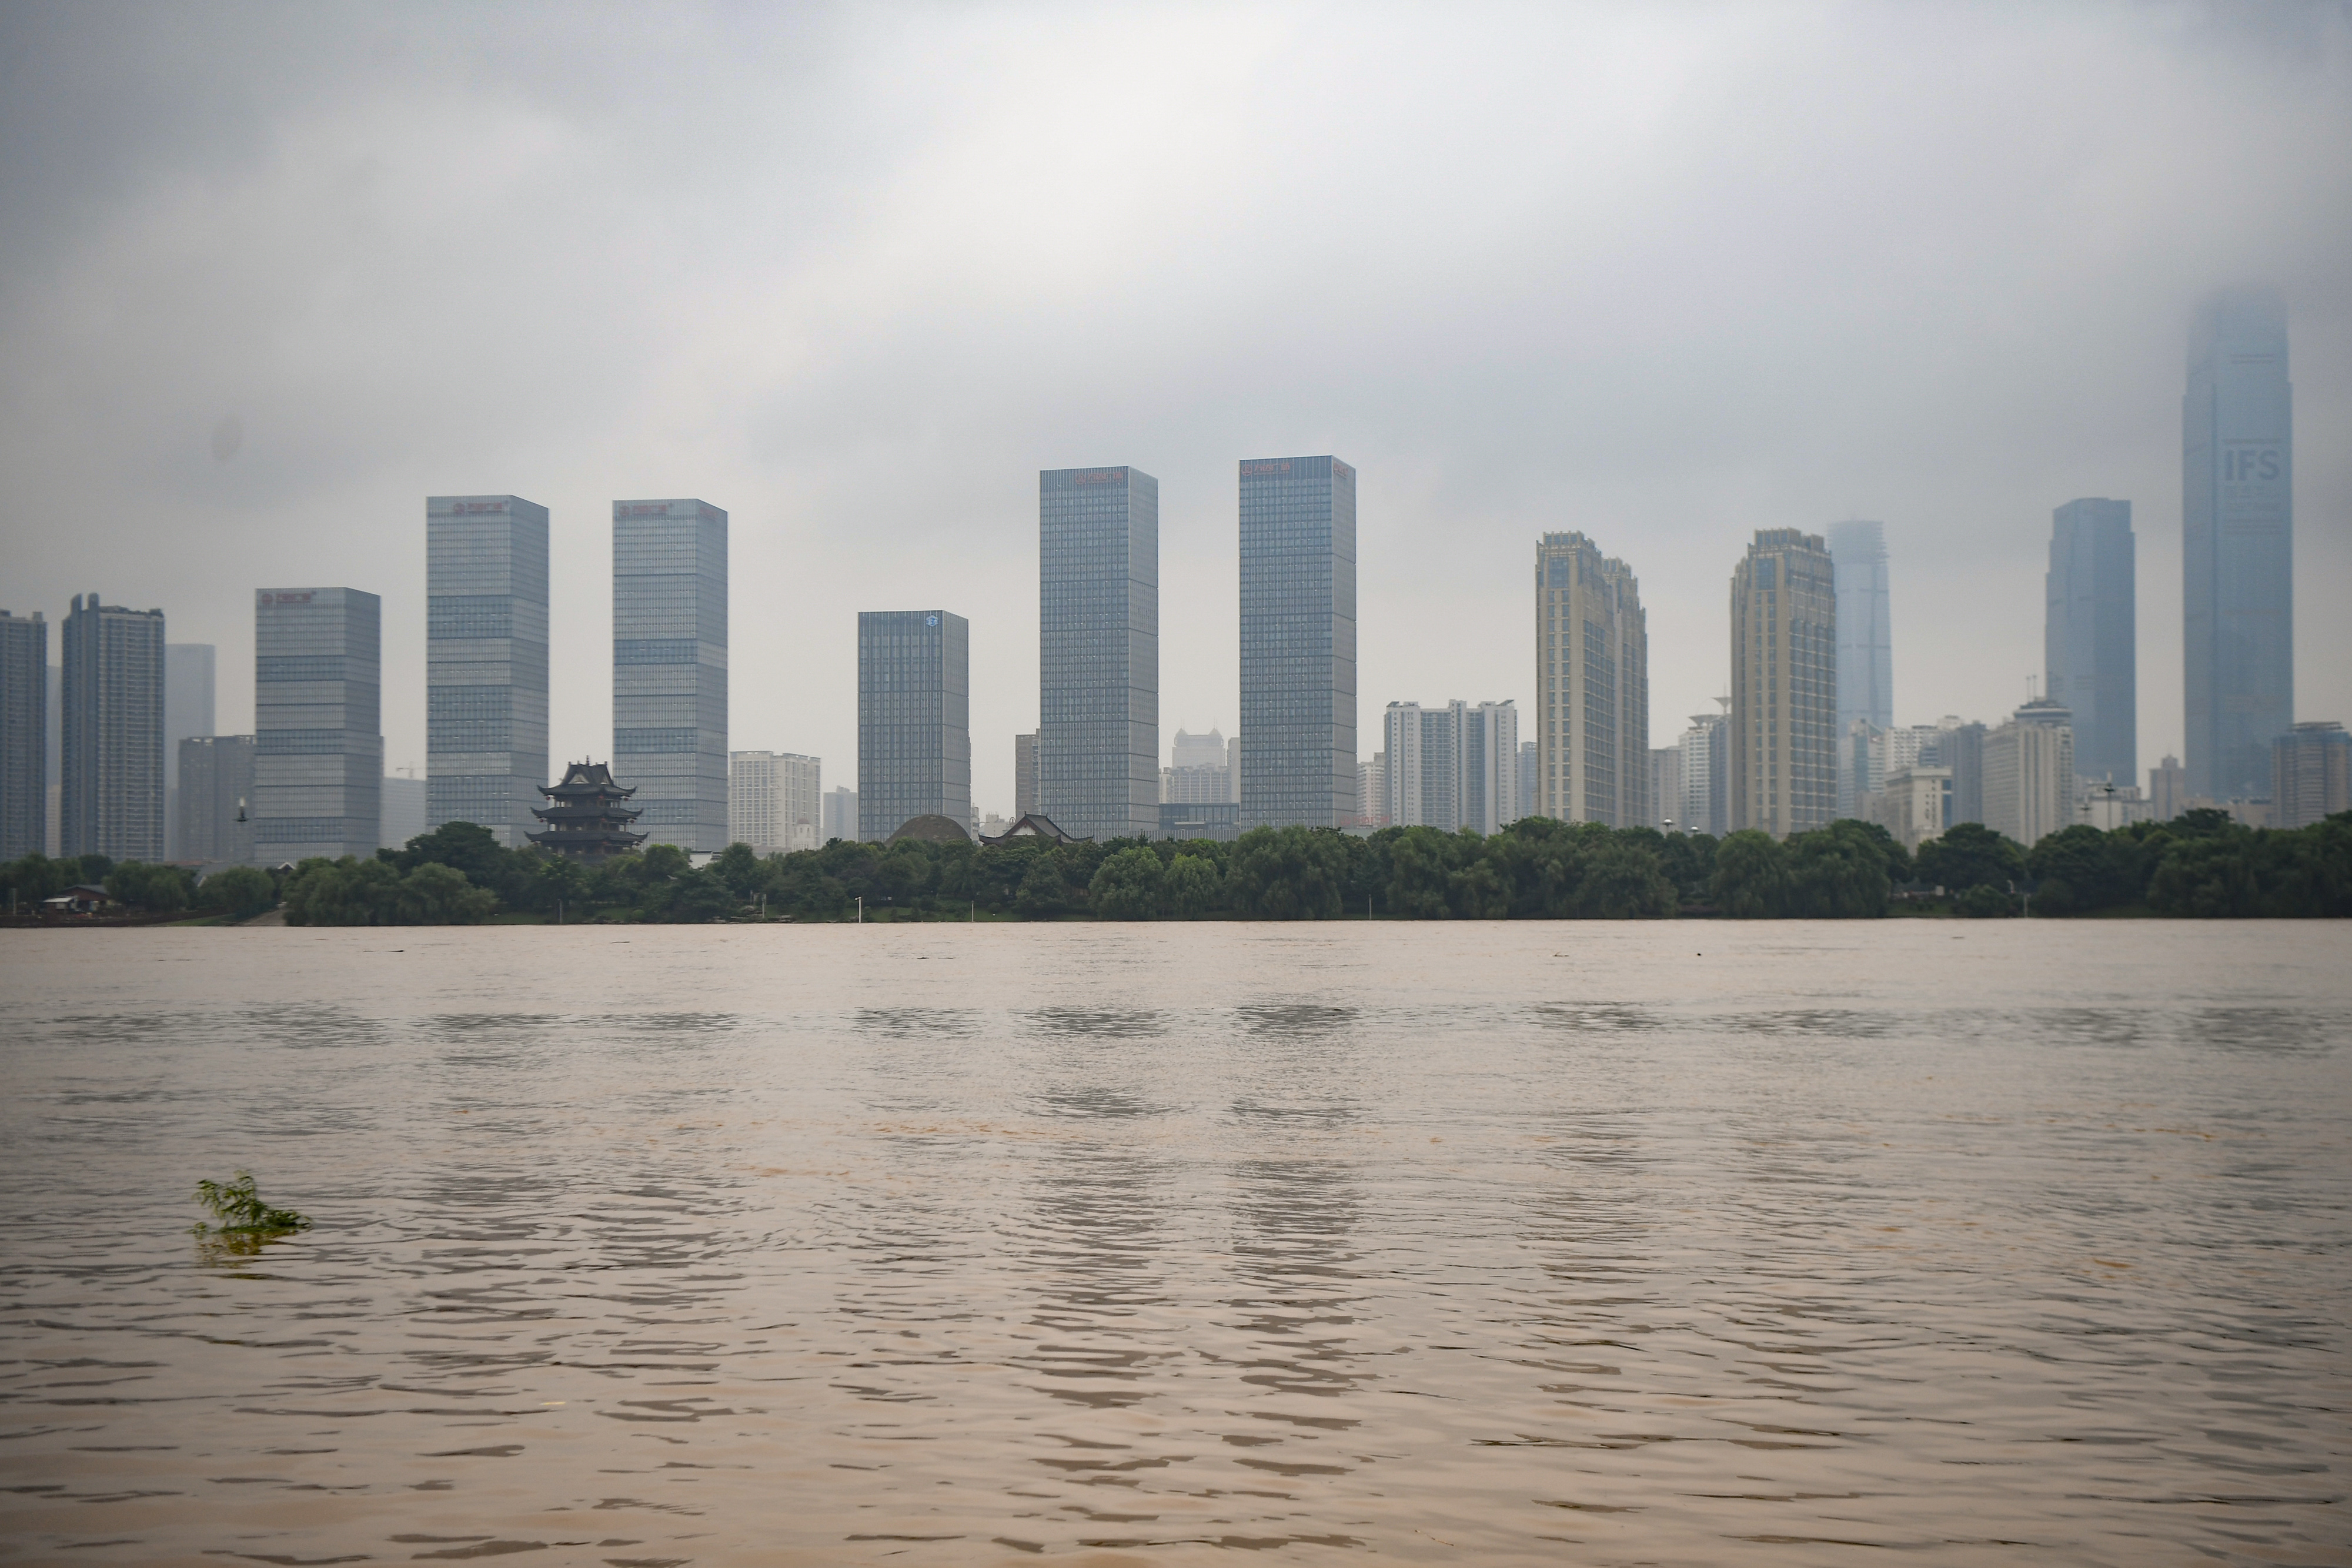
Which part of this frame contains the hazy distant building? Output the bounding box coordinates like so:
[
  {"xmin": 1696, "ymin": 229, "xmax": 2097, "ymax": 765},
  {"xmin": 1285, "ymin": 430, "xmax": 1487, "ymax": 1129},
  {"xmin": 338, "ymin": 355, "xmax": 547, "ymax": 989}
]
[
  {"xmin": 1515, "ymin": 740, "xmax": 1538, "ymax": 824},
  {"xmin": 1930, "ymin": 716, "xmax": 1986, "ymax": 826},
  {"xmin": 382, "ymin": 772, "xmax": 427, "ymax": 850},
  {"xmin": 613, "ymin": 499, "xmax": 728, "ymax": 851},
  {"xmin": 1239, "ymin": 455, "xmax": 1356, "ymax": 829},
  {"xmin": 2184, "ymin": 288, "xmax": 2293, "ymax": 802},
  {"xmin": 1038, "ymin": 466, "xmax": 1158, "ymax": 840},
  {"xmin": 1357, "ymin": 750, "xmax": 1388, "ymax": 829},
  {"xmin": 1652, "ymin": 745, "xmax": 1683, "ymax": 833},
  {"xmin": 1535, "ymin": 531, "xmax": 1648, "ymax": 827},
  {"xmin": 429, "ymin": 495, "xmax": 550, "ymax": 848},
  {"xmin": 44, "ymin": 664, "xmax": 59, "ymax": 854},
  {"xmin": 62, "ymin": 594, "xmax": 167, "ymax": 861},
  {"xmin": 1841, "ymin": 719, "xmax": 1886, "ymax": 819},
  {"xmin": 731, "ymin": 750, "xmax": 822, "ymax": 854},
  {"xmin": 253, "ymin": 587, "xmax": 381, "ymax": 863},
  {"xmin": 858, "ymin": 610, "xmax": 970, "ymax": 842},
  {"xmin": 2272, "ymin": 722, "xmax": 2349, "ymax": 830},
  {"xmin": 1984, "ymin": 699, "xmax": 2075, "ymax": 848},
  {"xmin": 1167, "ymin": 727, "xmax": 1231, "ymax": 805},
  {"xmin": 0, "ymin": 611, "xmax": 45, "ymax": 861},
  {"xmin": 176, "ymin": 735, "xmax": 253, "ymax": 865},
  {"xmin": 1384, "ymin": 700, "xmax": 1517, "ymax": 835},
  {"xmin": 2046, "ymin": 498, "xmax": 2136, "ymax": 788},
  {"xmin": 1678, "ymin": 710, "xmax": 1728, "ymax": 837},
  {"xmin": 2149, "ymin": 754, "xmax": 2186, "ymax": 821},
  {"xmin": 822, "ymin": 785, "xmax": 858, "ymax": 844},
  {"xmin": 1868, "ymin": 766, "xmax": 1951, "ymax": 854},
  {"xmin": 1730, "ymin": 531, "xmax": 1836, "ymax": 837},
  {"xmin": 1826, "ymin": 521, "xmax": 1891, "ymax": 817},
  {"xmin": 1014, "ymin": 731, "xmax": 1038, "ymax": 818},
  {"xmin": 163, "ymin": 643, "xmax": 215, "ymax": 859}
]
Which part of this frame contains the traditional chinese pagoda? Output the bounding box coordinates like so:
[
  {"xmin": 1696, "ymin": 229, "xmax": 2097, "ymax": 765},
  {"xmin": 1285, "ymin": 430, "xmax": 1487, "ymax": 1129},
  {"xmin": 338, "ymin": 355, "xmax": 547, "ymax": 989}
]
[{"xmin": 529, "ymin": 761, "xmax": 647, "ymax": 859}]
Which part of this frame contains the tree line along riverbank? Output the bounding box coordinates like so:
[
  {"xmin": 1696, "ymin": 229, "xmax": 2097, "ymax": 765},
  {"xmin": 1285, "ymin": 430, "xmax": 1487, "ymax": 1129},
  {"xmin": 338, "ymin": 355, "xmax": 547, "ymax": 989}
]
[{"xmin": 5, "ymin": 808, "xmax": 2346, "ymax": 926}]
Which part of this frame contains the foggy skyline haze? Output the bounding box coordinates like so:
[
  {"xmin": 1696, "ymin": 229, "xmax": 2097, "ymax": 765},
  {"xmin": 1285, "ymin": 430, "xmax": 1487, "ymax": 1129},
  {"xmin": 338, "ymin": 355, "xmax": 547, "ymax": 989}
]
[{"xmin": 3, "ymin": 2, "xmax": 2347, "ymax": 818}]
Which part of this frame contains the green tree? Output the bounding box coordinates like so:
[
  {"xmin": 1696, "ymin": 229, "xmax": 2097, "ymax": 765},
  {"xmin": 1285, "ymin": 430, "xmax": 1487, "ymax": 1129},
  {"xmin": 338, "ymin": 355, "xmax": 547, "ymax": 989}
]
[
  {"xmin": 1385, "ymin": 827, "xmax": 1461, "ymax": 918},
  {"xmin": 104, "ymin": 860, "xmax": 194, "ymax": 914},
  {"xmin": 1782, "ymin": 821, "xmax": 1893, "ymax": 918},
  {"xmin": 1163, "ymin": 853, "xmax": 1223, "ymax": 917},
  {"xmin": 1, "ymin": 851, "xmax": 74, "ymax": 910},
  {"xmin": 1227, "ymin": 827, "xmax": 1351, "ymax": 920},
  {"xmin": 1015, "ymin": 854, "xmax": 1071, "ymax": 919},
  {"xmin": 1915, "ymin": 822, "xmax": 2025, "ymax": 895},
  {"xmin": 2025, "ymin": 824, "xmax": 2137, "ymax": 912},
  {"xmin": 1576, "ymin": 837, "xmax": 1677, "ymax": 918},
  {"xmin": 395, "ymin": 862, "xmax": 498, "ymax": 924},
  {"xmin": 1955, "ymin": 882, "xmax": 2017, "ymax": 918},
  {"xmin": 198, "ymin": 864, "xmax": 277, "ymax": 920},
  {"xmin": 2146, "ymin": 837, "xmax": 2263, "ymax": 917},
  {"xmin": 1710, "ymin": 830, "xmax": 1788, "ymax": 918},
  {"xmin": 711, "ymin": 842, "xmax": 765, "ymax": 900},
  {"xmin": 1088, "ymin": 845, "xmax": 1167, "ymax": 920}
]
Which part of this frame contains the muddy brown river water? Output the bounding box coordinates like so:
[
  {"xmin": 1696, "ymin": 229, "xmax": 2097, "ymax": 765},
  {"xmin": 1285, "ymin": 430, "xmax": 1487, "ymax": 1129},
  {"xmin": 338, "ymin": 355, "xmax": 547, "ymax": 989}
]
[{"xmin": 1, "ymin": 921, "xmax": 2347, "ymax": 1566}]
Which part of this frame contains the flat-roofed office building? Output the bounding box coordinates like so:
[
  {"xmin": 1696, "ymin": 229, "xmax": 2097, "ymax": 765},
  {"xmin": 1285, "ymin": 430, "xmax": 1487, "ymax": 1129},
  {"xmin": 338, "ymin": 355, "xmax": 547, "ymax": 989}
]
[
  {"xmin": 176, "ymin": 734, "xmax": 254, "ymax": 865},
  {"xmin": 1826, "ymin": 521, "xmax": 1891, "ymax": 818},
  {"xmin": 2273, "ymin": 721, "xmax": 2349, "ymax": 830},
  {"xmin": 1730, "ymin": 531, "xmax": 1836, "ymax": 837},
  {"xmin": 614, "ymin": 499, "xmax": 728, "ymax": 851},
  {"xmin": 858, "ymin": 610, "xmax": 970, "ymax": 841},
  {"xmin": 2184, "ymin": 287, "xmax": 2293, "ymax": 802},
  {"xmin": 1535, "ymin": 532, "xmax": 1648, "ymax": 828},
  {"xmin": 62, "ymin": 594, "xmax": 167, "ymax": 861},
  {"xmin": 429, "ymin": 495, "xmax": 550, "ymax": 847},
  {"xmin": 1239, "ymin": 456, "xmax": 1357, "ymax": 829},
  {"xmin": 2046, "ymin": 498, "xmax": 2136, "ymax": 788},
  {"xmin": 164, "ymin": 643, "xmax": 215, "ymax": 858},
  {"xmin": 1039, "ymin": 466, "xmax": 1158, "ymax": 840},
  {"xmin": 0, "ymin": 610, "xmax": 45, "ymax": 861},
  {"xmin": 252, "ymin": 587, "xmax": 382, "ymax": 862}
]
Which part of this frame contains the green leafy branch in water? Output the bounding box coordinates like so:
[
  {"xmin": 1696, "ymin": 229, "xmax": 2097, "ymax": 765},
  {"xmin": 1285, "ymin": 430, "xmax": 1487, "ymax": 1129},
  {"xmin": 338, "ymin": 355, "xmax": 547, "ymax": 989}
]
[{"xmin": 192, "ymin": 1171, "xmax": 311, "ymax": 1253}]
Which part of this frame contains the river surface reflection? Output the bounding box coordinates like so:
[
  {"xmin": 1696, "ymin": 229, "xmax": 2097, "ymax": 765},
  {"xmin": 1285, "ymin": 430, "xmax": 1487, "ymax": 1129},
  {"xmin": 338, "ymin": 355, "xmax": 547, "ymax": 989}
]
[{"xmin": 1, "ymin": 921, "xmax": 2347, "ymax": 1565}]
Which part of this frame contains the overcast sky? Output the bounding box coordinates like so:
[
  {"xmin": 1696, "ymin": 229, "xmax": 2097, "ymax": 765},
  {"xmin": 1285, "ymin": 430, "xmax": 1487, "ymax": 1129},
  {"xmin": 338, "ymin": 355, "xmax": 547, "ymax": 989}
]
[{"xmin": 4, "ymin": 1, "xmax": 2347, "ymax": 817}]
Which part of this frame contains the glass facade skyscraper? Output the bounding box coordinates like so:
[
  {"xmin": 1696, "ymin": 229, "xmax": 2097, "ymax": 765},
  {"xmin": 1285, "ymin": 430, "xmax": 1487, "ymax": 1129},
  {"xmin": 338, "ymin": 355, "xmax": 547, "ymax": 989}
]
[
  {"xmin": 613, "ymin": 499, "xmax": 728, "ymax": 851},
  {"xmin": 1826, "ymin": 520, "xmax": 1891, "ymax": 817},
  {"xmin": 857, "ymin": 610, "xmax": 970, "ymax": 841},
  {"xmin": 1038, "ymin": 466, "xmax": 1158, "ymax": 840},
  {"xmin": 0, "ymin": 609, "xmax": 46, "ymax": 861},
  {"xmin": 252, "ymin": 587, "xmax": 382, "ymax": 862},
  {"xmin": 1238, "ymin": 455, "xmax": 1356, "ymax": 830},
  {"xmin": 61, "ymin": 594, "xmax": 167, "ymax": 861},
  {"xmin": 2183, "ymin": 287, "xmax": 2293, "ymax": 801},
  {"xmin": 429, "ymin": 495, "xmax": 549, "ymax": 847},
  {"xmin": 2045, "ymin": 498, "xmax": 2136, "ymax": 788}
]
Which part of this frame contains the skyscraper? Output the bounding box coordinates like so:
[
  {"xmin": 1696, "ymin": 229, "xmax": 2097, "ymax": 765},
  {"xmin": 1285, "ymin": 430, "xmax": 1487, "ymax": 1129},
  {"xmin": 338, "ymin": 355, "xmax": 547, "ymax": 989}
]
[
  {"xmin": 176, "ymin": 734, "xmax": 254, "ymax": 865},
  {"xmin": 2271, "ymin": 721, "xmax": 2349, "ymax": 830},
  {"xmin": 1039, "ymin": 466, "xmax": 1159, "ymax": 840},
  {"xmin": 163, "ymin": 643, "xmax": 215, "ymax": 859},
  {"xmin": 2046, "ymin": 498, "xmax": 2136, "ymax": 789},
  {"xmin": 1535, "ymin": 531, "xmax": 1648, "ymax": 827},
  {"xmin": 61, "ymin": 594, "xmax": 166, "ymax": 861},
  {"xmin": 1984, "ymin": 698, "xmax": 2075, "ymax": 848},
  {"xmin": 1730, "ymin": 531, "xmax": 1836, "ymax": 837},
  {"xmin": 614, "ymin": 499, "xmax": 728, "ymax": 852},
  {"xmin": 1166, "ymin": 728, "xmax": 1230, "ymax": 804},
  {"xmin": 429, "ymin": 495, "xmax": 550, "ymax": 847},
  {"xmin": 1014, "ymin": 732, "xmax": 1038, "ymax": 818},
  {"xmin": 2184, "ymin": 287, "xmax": 2293, "ymax": 802},
  {"xmin": 1826, "ymin": 521, "xmax": 1892, "ymax": 819},
  {"xmin": 1382, "ymin": 699, "xmax": 1518, "ymax": 835},
  {"xmin": 1678, "ymin": 708, "xmax": 1729, "ymax": 838},
  {"xmin": 0, "ymin": 610, "xmax": 45, "ymax": 861},
  {"xmin": 252, "ymin": 587, "xmax": 381, "ymax": 862},
  {"xmin": 1239, "ymin": 456, "xmax": 1356, "ymax": 829},
  {"xmin": 857, "ymin": 610, "xmax": 970, "ymax": 841}
]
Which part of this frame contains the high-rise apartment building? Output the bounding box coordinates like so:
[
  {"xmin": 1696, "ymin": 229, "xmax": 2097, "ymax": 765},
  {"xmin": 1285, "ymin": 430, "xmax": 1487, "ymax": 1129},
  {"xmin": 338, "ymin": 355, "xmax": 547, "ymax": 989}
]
[
  {"xmin": 614, "ymin": 499, "xmax": 728, "ymax": 852},
  {"xmin": 429, "ymin": 495, "xmax": 550, "ymax": 847},
  {"xmin": 1677, "ymin": 710, "xmax": 1728, "ymax": 838},
  {"xmin": 175, "ymin": 734, "xmax": 254, "ymax": 865},
  {"xmin": 1535, "ymin": 532, "xmax": 1648, "ymax": 827},
  {"xmin": 2184, "ymin": 287, "xmax": 2293, "ymax": 802},
  {"xmin": 730, "ymin": 751, "xmax": 822, "ymax": 853},
  {"xmin": 252, "ymin": 587, "xmax": 382, "ymax": 862},
  {"xmin": 1826, "ymin": 521, "xmax": 1892, "ymax": 817},
  {"xmin": 1039, "ymin": 466, "xmax": 1158, "ymax": 840},
  {"xmin": 1382, "ymin": 700, "xmax": 1518, "ymax": 834},
  {"xmin": 1652, "ymin": 746, "xmax": 1683, "ymax": 833},
  {"xmin": 857, "ymin": 610, "xmax": 970, "ymax": 841},
  {"xmin": 1358, "ymin": 751, "xmax": 1388, "ymax": 829},
  {"xmin": 1014, "ymin": 732, "xmax": 1038, "ymax": 818},
  {"xmin": 1166, "ymin": 728, "xmax": 1231, "ymax": 804},
  {"xmin": 2272, "ymin": 722, "xmax": 2349, "ymax": 830},
  {"xmin": 1983, "ymin": 699, "xmax": 2075, "ymax": 848},
  {"xmin": 163, "ymin": 643, "xmax": 215, "ymax": 859},
  {"xmin": 1730, "ymin": 531, "xmax": 1836, "ymax": 838},
  {"xmin": 1516, "ymin": 740, "xmax": 1538, "ymax": 825},
  {"xmin": 1240, "ymin": 456, "xmax": 1356, "ymax": 829},
  {"xmin": 0, "ymin": 611, "xmax": 45, "ymax": 862},
  {"xmin": 61, "ymin": 594, "xmax": 167, "ymax": 861},
  {"xmin": 2046, "ymin": 498, "xmax": 2136, "ymax": 788}
]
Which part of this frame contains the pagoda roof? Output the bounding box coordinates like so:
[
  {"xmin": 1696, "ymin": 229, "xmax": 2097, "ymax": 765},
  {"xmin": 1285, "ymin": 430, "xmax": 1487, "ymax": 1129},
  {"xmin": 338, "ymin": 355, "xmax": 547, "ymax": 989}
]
[
  {"xmin": 543, "ymin": 760, "xmax": 636, "ymax": 798},
  {"xmin": 978, "ymin": 812, "xmax": 1091, "ymax": 847}
]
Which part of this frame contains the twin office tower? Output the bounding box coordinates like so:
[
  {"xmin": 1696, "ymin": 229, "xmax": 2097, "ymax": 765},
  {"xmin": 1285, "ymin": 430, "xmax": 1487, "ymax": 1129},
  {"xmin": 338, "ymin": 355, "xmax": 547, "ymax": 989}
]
[
  {"xmin": 425, "ymin": 495, "xmax": 727, "ymax": 852},
  {"xmin": 860, "ymin": 457, "xmax": 1357, "ymax": 842}
]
